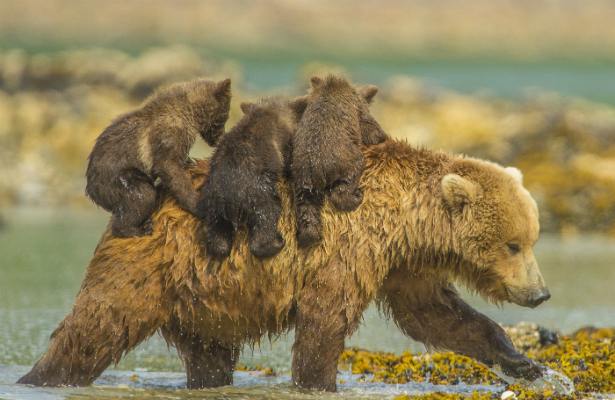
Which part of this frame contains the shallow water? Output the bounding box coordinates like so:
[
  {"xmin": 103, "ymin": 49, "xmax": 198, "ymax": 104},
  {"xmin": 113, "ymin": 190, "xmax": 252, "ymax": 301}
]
[
  {"xmin": 1, "ymin": 364, "xmax": 508, "ymax": 400},
  {"xmin": 1, "ymin": 207, "xmax": 614, "ymax": 399}
]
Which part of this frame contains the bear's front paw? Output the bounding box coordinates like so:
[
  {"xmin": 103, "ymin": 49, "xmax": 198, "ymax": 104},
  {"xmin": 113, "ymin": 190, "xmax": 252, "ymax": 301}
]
[{"xmin": 496, "ymin": 353, "xmax": 544, "ymax": 381}]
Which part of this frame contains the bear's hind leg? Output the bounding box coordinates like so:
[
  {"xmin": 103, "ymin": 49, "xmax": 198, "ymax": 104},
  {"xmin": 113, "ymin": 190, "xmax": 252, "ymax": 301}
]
[
  {"xmin": 17, "ymin": 246, "xmax": 166, "ymax": 387},
  {"xmin": 161, "ymin": 326, "xmax": 239, "ymax": 389},
  {"xmin": 110, "ymin": 170, "xmax": 157, "ymax": 238}
]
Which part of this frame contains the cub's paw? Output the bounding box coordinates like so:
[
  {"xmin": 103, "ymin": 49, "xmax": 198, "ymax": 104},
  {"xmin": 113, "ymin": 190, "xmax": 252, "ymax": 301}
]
[
  {"xmin": 296, "ymin": 222, "xmax": 322, "ymax": 249},
  {"xmin": 330, "ymin": 187, "xmax": 364, "ymax": 212},
  {"xmin": 205, "ymin": 232, "xmax": 233, "ymax": 258},
  {"xmin": 137, "ymin": 218, "xmax": 154, "ymax": 237},
  {"xmin": 250, "ymin": 231, "xmax": 286, "ymax": 258},
  {"xmin": 111, "ymin": 218, "xmax": 153, "ymax": 238}
]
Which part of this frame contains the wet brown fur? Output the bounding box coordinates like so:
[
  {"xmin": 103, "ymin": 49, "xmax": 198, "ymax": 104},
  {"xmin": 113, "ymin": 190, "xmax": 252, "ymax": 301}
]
[
  {"xmin": 197, "ymin": 95, "xmax": 308, "ymax": 259},
  {"xmin": 292, "ymin": 75, "xmax": 388, "ymax": 248},
  {"xmin": 85, "ymin": 78, "xmax": 232, "ymax": 238},
  {"xmin": 19, "ymin": 139, "xmax": 546, "ymax": 391}
]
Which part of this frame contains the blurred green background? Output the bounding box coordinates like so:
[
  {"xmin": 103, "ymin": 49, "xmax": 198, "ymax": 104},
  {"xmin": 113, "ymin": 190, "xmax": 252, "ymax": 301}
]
[{"xmin": 2, "ymin": 0, "xmax": 615, "ymax": 236}]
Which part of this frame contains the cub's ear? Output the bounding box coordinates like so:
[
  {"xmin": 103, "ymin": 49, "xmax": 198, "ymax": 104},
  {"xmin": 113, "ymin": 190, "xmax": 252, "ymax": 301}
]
[
  {"xmin": 358, "ymin": 85, "xmax": 378, "ymax": 104},
  {"xmin": 289, "ymin": 95, "xmax": 309, "ymax": 117},
  {"xmin": 442, "ymin": 174, "xmax": 480, "ymax": 210},
  {"xmin": 310, "ymin": 76, "xmax": 323, "ymax": 88},
  {"xmin": 240, "ymin": 101, "xmax": 254, "ymax": 114},
  {"xmin": 215, "ymin": 78, "xmax": 232, "ymax": 101},
  {"xmin": 505, "ymin": 167, "xmax": 523, "ymax": 185}
]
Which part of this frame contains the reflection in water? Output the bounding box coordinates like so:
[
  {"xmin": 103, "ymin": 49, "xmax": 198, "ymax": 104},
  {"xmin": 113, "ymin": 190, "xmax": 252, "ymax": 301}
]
[{"xmin": 1, "ymin": 208, "xmax": 614, "ymax": 399}]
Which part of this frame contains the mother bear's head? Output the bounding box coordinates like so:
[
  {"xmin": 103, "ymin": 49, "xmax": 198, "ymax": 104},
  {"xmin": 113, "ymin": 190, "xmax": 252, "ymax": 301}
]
[{"xmin": 441, "ymin": 162, "xmax": 550, "ymax": 308}]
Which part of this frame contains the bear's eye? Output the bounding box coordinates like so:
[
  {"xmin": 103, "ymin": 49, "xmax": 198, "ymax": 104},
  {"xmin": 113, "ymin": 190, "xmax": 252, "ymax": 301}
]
[{"xmin": 507, "ymin": 243, "xmax": 521, "ymax": 255}]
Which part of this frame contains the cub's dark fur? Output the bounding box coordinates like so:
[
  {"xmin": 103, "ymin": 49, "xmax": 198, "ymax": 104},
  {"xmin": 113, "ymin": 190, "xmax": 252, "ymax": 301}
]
[
  {"xmin": 85, "ymin": 78, "xmax": 232, "ymax": 238},
  {"xmin": 292, "ymin": 75, "xmax": 388, "ymax": 248},
  {"xmin": 197, "ymin": 96, "xmax": 309, "ymax": 259}
]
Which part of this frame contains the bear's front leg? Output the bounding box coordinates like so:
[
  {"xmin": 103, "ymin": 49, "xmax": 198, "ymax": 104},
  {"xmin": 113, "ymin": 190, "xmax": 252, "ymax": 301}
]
[{"xmin": 382, "ymin": 280, "xmax": 543, "ymax": 381}]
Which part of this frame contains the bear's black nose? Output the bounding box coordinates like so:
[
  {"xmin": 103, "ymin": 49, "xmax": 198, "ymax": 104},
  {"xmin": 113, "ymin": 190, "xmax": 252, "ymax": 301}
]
[{"xmin": 529, "ymin": 288, "xmax": 551, "ymax": 308}]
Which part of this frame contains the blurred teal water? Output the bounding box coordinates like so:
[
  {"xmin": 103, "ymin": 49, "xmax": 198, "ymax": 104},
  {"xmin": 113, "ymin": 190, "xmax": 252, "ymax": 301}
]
[{"xmin": 239, "ymin": 59, "xmax": 615, "ymax": 106}]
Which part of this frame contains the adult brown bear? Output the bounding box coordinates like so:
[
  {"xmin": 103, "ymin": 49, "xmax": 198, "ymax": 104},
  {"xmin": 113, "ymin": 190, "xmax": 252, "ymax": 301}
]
[{"xmin": 18, "ymin": 139, "xmax": 549, "ymax": 392}]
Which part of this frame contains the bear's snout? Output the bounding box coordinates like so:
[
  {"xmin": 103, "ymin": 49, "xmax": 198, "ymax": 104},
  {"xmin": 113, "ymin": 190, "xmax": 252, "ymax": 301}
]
[{"xmin": 527, "ymin": 287, "xmax": 551, "ymax": 308}]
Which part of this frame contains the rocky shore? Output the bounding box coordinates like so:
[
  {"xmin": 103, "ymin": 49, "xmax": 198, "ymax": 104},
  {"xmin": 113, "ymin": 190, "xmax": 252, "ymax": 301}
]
[
  {"xmin": 336, "ymin": 324, "xmax": 614, "ymax": 399},
  {"xmin": 2, "ymin": 46, "xmax": 615, "ymax": 236}
]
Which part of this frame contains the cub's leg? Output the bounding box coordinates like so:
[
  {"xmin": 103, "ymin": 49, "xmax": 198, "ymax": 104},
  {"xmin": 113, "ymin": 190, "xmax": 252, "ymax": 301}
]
[
  {"xmin": 329, "ymin": 178, "xmax": 364, "ymax": 212},
  {"xmin": 294, "ymin": 189, "xmax": 324, "ymax": 249},
  {"xmin": 110, "ymin": 169, "xmax": 157, "ymax": 238},
  {"xmin": 247, "ymin": 177, "xmax": 285, "ymax": 258},
  {"xmin": 161, "ymin": 325, "xmax": 239, "ymax": 389},
  {"xmin": 204, "ymin": 215, "xmax": 235, "ymax": 258},
  {"xmin": 329, "ymin": 155, "xmax": 365, "ymax": 212},
  {"xmin": 381, "ymin": 276, "xmax": 543, "ymax": 380},
  {"xmin": 155, "ymin": 160, "xmax": 203, "ymax": 218},
  {"xmin": 17, "ymin": 241, "xmax": 166, "ymax": 386}
]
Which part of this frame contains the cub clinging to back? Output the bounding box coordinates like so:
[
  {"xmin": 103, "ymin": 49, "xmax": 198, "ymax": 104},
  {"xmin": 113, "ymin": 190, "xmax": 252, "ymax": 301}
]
[
  {"xmin": 198, "ymin": 95, "xmax": 309, "ymax": 258},
  {"xmin": 291, "ymin": 74, "xmax": 388, "ymax": 248},
  {"xmin": 85, "ymin": 78, "xmax": 232, "ymax": 238}
]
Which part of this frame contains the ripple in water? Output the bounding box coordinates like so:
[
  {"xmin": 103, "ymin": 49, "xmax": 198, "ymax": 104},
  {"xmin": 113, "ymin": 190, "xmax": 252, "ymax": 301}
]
[{"xmin": 491, "ymin": 364, "xmax": 575, "ymax": 395}]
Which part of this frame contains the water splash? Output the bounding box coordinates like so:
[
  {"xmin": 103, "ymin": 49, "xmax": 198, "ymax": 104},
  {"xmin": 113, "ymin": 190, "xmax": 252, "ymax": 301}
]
[{"xmin": 491, "ymin": 364, "xmax": 575, "ymax": 395}]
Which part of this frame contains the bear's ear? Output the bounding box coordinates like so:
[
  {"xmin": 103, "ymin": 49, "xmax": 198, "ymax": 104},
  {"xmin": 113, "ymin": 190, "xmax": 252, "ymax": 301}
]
[
  {"xmin": 215, "ymin": 78, "xmax": 232, "ymax": 102},
  {"xmin": 358, "ymin": 85, "xmax": 379, "ymax": 104},
  {"xmin": 310, "ymin": 76, "xmax": 324, "ymax": 88},
  {"xmin": 289, "ymin": 95, "xmax": 309, "ymax": 117},
  {"xmin": 505, "ymin": 167, "xmax": 523, "ymax": 185},
  {"xmin": 442, "ymin": 174, "xmax": 479, "ymax": 210},
  {"xmin": 240, "ymin": 101, "xmax": 254, "ymax": 114}
]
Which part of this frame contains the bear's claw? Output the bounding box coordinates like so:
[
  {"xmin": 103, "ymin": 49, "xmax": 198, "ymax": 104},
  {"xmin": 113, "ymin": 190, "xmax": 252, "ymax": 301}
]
[{"xmin": 496, "ymin": 352, "xmax": 544, "ymax": 381}]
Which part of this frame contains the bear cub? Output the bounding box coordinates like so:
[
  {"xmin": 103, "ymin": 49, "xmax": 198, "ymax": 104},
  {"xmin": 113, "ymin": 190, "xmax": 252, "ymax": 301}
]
[
  {"xmin": 198, "ymin": 95, "xmax": 309, "ymax": 258},
  {"xmin": 85, "ymin": 78, "xmax": 232, "ymax": 238},
  {"xmin": 291, "ymin": 75, "xmax": 388, "ymax": 248}
]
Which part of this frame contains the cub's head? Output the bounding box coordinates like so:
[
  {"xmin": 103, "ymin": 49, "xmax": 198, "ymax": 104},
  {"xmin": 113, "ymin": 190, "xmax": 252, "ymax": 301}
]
[
  {"xmin": 185, "ymin": 78, "xmax": 232, "ymax": 147},
  {"xmin": 239, "ymin": 95, "xmax": 309, "ymax": 127},
  {"xmin": 442, "ymin": 164, "xmax": 550, "ymax": 308},
  {"xmin": 309, "ymin": 75, "xmax": 388, "ymax": 145}
]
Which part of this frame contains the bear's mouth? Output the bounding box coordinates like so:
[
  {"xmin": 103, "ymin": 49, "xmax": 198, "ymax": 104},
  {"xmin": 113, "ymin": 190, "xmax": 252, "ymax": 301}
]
[{"xmin": 505, "ymin": 286, "xmax": 551, "ymax": 308}]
